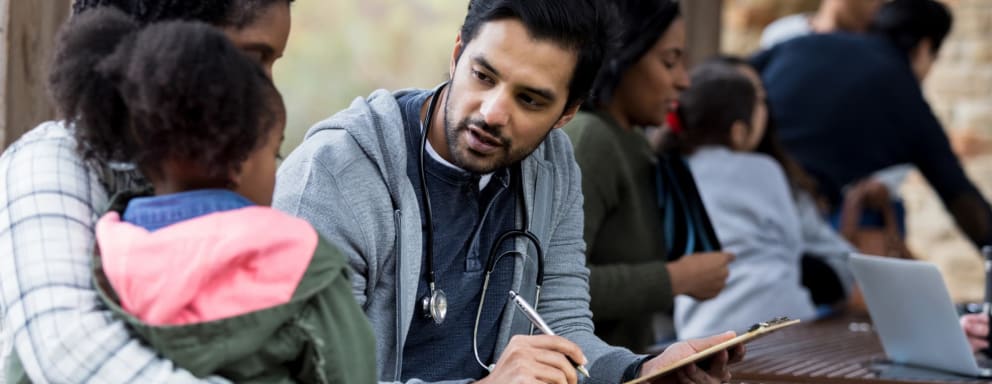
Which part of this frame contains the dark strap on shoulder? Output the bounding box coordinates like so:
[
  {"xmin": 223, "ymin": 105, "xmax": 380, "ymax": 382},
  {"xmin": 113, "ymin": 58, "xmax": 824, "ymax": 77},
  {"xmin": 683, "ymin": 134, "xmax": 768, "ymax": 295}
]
[{"xmin": 656, "ymin": 153, "xmax": 722, "ymax": 260}]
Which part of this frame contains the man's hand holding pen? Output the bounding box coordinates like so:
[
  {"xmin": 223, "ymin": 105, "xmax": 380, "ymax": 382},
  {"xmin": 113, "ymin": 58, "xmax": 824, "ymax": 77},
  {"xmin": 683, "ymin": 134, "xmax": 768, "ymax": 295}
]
[
  {"xmin": 484, "ymin": 291, "xmax": 745, "ymax": 384},
  {"xmin": 475, "ymin": 332, "xmax": 745, "ymax": 384},
  {"xmin": 475, "ymin": 334, "xmax": 588, "ymax": 384}
]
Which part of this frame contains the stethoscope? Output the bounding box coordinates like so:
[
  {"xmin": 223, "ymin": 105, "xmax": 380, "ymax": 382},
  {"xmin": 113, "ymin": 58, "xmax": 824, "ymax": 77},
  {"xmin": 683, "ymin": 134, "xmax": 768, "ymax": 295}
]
[{"xmin": 418, "ymin": 82, "xmax": 545, "ymax": 371}]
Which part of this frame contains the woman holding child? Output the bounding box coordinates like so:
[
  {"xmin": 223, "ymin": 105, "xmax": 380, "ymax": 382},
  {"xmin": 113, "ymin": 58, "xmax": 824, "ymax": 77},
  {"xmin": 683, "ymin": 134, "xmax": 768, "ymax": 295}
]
[{"xmin": 1, "ymin": 1, "xmax": 376, "ymax": 382}]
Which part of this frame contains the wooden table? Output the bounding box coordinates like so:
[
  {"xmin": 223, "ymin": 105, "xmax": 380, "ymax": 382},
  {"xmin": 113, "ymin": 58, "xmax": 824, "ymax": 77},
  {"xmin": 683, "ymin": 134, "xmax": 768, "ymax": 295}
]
[{"xmin": 728, "ymin": 315, "xmax": 992, "ymax": 384}]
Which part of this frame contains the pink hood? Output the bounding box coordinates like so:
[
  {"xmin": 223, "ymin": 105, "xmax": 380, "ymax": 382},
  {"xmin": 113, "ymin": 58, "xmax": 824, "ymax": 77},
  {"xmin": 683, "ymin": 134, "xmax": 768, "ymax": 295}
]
[{"xmin": 96, "ymin": 207, "xmax": 319, "ymax": 326}]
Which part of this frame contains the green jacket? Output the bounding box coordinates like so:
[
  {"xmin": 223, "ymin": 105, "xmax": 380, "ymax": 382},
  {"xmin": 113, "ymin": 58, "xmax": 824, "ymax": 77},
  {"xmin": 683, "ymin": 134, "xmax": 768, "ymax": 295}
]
[
  {"xmin": 94, "ymin": 237, "xmax": 376, "ymax": 383},
  {"xmin": 6, "ymin": 192, "xmax": 378, "ymax": 383},
  {"xmin": 563, "ymin": 110, "xmax": 674, "ymax": 353}
]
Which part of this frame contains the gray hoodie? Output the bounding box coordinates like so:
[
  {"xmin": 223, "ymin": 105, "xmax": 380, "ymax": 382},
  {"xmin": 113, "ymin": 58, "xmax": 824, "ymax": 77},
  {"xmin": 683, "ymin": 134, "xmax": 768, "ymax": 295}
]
[{"xmin": 274, "ymin": 90, "xmax": 642, "ymax": 384}]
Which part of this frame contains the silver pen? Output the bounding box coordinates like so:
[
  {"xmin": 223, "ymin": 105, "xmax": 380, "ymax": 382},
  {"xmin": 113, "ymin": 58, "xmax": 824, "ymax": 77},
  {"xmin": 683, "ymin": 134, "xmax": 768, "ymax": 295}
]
[{"xmin": 508, "ymin": 290, "xmax": 591, "ymax": 378}]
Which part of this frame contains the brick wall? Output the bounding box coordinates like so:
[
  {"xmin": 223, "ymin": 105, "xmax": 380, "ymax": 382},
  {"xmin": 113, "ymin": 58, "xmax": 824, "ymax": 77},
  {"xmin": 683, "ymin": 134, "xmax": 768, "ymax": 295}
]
[{"xmin": 721, "ymin": 0, "xmax": 992, "ymax": 301}]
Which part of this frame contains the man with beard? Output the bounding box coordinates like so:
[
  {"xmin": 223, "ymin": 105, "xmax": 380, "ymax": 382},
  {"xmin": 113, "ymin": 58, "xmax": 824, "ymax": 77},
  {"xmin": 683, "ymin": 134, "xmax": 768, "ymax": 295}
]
[{"xmin": 274, "ymin": 1, "xmax": 743, "ymax": 383}]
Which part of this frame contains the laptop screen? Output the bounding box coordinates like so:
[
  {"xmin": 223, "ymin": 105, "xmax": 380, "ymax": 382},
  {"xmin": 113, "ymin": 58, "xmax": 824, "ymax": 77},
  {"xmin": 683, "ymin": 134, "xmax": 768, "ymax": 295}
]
[{"xmin": 849, "ymin": 253, "xmax": 987, "ymax": 377}]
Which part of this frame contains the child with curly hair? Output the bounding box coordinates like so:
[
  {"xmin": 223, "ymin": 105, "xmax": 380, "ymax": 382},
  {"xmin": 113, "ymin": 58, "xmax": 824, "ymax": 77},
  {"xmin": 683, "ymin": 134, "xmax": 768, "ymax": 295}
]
[{"xmin": 46, "ymin": 7, "xmax": 376, "ymax": 383}]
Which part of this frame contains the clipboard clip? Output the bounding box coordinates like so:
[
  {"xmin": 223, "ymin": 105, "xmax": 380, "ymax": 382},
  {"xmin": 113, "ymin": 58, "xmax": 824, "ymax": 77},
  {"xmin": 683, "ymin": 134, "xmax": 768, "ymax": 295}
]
[{"xmin": 748, "ymin": 316, "xmax": 794, "ymax": 332}]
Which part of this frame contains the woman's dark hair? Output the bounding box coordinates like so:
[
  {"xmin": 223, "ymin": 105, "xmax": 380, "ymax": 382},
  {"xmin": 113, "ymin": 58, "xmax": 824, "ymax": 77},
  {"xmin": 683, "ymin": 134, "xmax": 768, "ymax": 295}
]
[
  {"xmin": 675, "ymin": 58, "xmax": 756, "ymax": 152},
  {"xmin": 459, "ymin": 0, "xmax": 618, "ymax": 109},
  {"xmin": 49, "ymin": 7, "xmax": 282, "ymax": 183},
  {"xmin": 585, "ymin": 0, "xmax": 681, "ymax": 108},
  {"xmin": 71, "ymin": 0, "xmax": 293, "ymax": 28},
  {"xmin": 752, "ymin": 94, "xmax": 820, "ymax": 199},
  {"xmin": 870, "ymin": 0, "xmax": 952, "ymax": 55}
]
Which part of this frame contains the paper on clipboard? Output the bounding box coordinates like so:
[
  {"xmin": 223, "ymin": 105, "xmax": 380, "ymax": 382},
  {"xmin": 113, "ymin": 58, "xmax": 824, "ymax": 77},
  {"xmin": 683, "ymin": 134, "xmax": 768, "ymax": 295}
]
[{"xmin": 624, "ymin": 317, "xmax": 800, "ymax": 384}]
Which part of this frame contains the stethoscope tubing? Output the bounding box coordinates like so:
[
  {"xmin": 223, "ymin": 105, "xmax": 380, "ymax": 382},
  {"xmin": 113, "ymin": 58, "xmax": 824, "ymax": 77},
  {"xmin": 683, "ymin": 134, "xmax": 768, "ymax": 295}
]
[{"xmin": 417, "ymin": 82, "xmax": 546, "ymax": 371}]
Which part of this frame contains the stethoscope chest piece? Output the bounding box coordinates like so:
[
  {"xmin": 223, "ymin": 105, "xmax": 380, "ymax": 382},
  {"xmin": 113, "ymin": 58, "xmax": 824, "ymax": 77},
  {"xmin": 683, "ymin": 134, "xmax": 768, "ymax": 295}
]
[{"xmin": 422, "ymin": 286, "xmax": 448, "ymax": 324}]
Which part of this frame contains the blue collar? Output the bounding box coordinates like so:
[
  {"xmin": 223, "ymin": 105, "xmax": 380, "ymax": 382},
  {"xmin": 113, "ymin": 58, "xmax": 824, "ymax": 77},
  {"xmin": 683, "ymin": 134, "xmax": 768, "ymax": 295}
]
[{"xmin": 122, "ymin": 189, "xmax": 254, "ymax": 232}]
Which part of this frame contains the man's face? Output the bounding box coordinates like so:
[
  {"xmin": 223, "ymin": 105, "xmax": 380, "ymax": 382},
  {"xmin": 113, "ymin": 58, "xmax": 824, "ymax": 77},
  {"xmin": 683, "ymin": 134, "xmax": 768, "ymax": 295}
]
[{"xmin": 441, "ymin": 19, "xmax": 579, "ymax": 174}]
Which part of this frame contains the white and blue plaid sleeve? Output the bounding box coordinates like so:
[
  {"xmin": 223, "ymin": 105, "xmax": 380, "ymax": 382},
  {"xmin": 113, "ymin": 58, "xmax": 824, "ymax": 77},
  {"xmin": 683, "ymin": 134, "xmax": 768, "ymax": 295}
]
[{"xmin": 0, "ymin": 122, "xmax": 229, "ymax": 384}]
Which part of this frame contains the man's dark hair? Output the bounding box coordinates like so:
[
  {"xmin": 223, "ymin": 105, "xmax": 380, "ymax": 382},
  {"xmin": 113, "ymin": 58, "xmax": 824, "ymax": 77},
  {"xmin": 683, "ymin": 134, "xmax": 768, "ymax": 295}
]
[
  {"xmin": 71, "ymin": 0, "xmax": 293, "ymax": 27},
  {"xmin": 870, "ymin": 0, "xmax": 952, "ymax": 55},
  {"xmin": 676, "ymin": 58, "xmax": 756, "ymax": 153},
  {"xmin": 458, "ymin": 0, "xmax": 617, "ymax": 108},
  {"xmin": 586, "ymin": 0, "xmax": 680, "ymax": 107},
  {"xmin": 49, "ymin": 7, "xmax": 282, "ymax": 182}
]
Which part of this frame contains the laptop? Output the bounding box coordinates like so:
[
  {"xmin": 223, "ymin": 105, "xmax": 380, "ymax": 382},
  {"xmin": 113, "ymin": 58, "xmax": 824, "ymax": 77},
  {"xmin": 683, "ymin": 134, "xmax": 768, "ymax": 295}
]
[{"xmin": 849, "ymin": 253, "xmax": 992, "ymax": 378}]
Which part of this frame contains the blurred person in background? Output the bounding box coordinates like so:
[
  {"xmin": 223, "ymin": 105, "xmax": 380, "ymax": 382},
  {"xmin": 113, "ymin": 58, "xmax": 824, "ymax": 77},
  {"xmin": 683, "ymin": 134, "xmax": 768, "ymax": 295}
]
[
  {"xmin": 562, "ymin": 0, "xmax": 733, "ymax": 353},
  {"xmin": 759, "ymin": 0, "xmax": 910, "ymax": 311},
  {"xmin": 760, "ymin": 0, "xmax": 910, "ymax": 234},
  {"xmin": 752, "ymin": 0, "xmax": 992, "ymax": 257},
  {"xmin": 670, "ymin": 57, "xmax": 830, "ymax": 338},
  {"xmin": 760, "ymin": 0, "xmax": 884, "ymax": 48},
  {"xmin": 764, "ymin": 0, "xmax": 913, "ymax": 256}
]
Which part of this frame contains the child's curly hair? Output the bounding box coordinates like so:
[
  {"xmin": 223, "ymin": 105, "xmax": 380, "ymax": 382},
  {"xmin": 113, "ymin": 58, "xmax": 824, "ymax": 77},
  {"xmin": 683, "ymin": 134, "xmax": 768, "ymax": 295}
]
[
  {"xmin": 49, "ymin": 7, "xmax": 283, "ymax": 183},
  {"xmin": 71, "ymin": 0, "xmax": 294, "ymax": 28}
]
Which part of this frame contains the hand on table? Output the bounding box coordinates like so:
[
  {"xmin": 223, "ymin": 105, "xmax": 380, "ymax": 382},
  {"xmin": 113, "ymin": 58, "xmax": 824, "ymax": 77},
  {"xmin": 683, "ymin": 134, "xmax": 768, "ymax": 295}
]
[
  {"xmin": 638, "ymin": 331, "xmax": 746, "ymax": 384},
  {"xmin": 961, "ymin": 313, "xmax": 989, "ymax": 353}
]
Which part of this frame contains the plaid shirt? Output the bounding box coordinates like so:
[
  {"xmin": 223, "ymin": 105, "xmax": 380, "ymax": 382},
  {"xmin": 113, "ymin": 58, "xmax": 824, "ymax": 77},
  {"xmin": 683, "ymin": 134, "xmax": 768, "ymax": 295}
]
[{"xmin": 0, "ymin": 122, "xmax": 228, "ymax": 383}]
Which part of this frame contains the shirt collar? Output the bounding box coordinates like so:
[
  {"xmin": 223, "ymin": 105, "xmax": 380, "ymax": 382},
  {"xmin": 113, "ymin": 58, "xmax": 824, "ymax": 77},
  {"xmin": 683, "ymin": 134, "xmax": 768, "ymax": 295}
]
[
  {"xmin": 123, "ymin": 189, "xmax": 254, "ymax": 232},
  {"xmin": 424, "ymin": 134, "xmax": 496, "ymax": 191}
]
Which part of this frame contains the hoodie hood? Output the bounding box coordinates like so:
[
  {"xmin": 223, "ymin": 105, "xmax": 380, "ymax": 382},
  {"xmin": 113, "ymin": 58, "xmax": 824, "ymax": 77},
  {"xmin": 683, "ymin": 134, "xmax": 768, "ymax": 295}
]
[
  {"xmin": 96, "ymin": 207, "xmax": 319, "ymax": 326},
  {"xmin": 304, "ymin": 89, "xmax": 430, "ymax": 208}
]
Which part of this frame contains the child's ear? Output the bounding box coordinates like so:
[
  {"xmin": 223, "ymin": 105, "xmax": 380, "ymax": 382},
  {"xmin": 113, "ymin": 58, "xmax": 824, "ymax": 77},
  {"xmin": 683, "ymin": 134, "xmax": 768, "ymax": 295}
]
[
  {"xmin": 228, "ymin": 172, "xmax": 242, "ymax": 189},
  {"xmin": 228, "ymin": 164, "xmax": 247, "ymax": 189},
  {"xmin": 730, "ymin": 120, "xmax": 749, "ymax": 151}
]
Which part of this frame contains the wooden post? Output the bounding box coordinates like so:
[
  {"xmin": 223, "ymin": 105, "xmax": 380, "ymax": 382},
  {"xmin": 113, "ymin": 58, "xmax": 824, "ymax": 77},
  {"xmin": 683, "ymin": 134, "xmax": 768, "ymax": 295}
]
[
  {"xmin": 682, "ymin": 0, "xmax": 723, "ymax": 68},
  {"xmin": 0, "ymin": 0, "xmax": 8, "ymax": 149},
  {"xmin": 1, "ymin": 0, "xmax": 70, "ymax": 150}
]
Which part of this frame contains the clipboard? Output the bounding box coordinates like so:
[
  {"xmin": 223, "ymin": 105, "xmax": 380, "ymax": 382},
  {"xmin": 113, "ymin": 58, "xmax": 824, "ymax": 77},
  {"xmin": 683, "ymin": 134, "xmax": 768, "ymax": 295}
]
[{"xmin": 624, "ymin": 317, "xmax": 801, "ymax": 384}]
